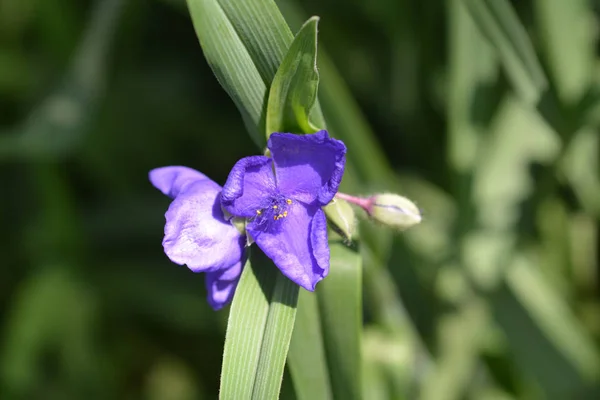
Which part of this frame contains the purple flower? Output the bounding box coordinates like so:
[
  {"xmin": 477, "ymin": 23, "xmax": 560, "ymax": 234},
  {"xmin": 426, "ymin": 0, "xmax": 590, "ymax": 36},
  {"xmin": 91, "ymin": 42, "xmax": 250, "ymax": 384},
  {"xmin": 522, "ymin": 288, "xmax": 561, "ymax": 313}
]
[
  {"xmin": 149, "ymin": 130, "xmax": 346, "ymax": 309},
  {"xmin": 221, "ymin": 130, "xmax": 346, "ymax": 291},
  {"xmin": 149, "ymin": 166, "xmax": 245, "ymax": 310}
]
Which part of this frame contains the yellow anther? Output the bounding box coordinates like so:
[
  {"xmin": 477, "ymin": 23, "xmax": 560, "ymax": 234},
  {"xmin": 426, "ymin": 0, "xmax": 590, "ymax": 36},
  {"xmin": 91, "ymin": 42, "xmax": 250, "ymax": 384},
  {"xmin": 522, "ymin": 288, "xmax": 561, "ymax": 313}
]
[
  {"xmin": 273, "ymin": 205, "xmax": 278, "ymax": 209},
  {"xmin": 256, "ymin": 210, "xmax": 262, "ymax": 215},
  {"xmin": 283, "ymin": 211, "xmax": 288, "ymax": 217},
  {"xmin": 273, "ymin": 215, "xmax": 278, "ymax": 220},
  {"xmin": 286, "ymin": 199, "xmax": 292, "ymax": 205}
]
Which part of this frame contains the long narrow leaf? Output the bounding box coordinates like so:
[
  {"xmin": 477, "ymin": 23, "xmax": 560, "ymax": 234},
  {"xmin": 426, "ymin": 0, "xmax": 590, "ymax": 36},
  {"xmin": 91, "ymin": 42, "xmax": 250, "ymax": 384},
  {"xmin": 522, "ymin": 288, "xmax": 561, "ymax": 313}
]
[
  {"xmin": 287, "ymin": 291, "xmax": 333, "ymax": 400},
  {"xmin": 186, "ymin": 0, "xmax": 268, "ymax": 147},
  {"xmin": 220, "ymin": 252, "xmax": 299, "ymax": 399},
  {"xmin": 318, "ymin": 240, "xmax": 362, "ymax": 400}
]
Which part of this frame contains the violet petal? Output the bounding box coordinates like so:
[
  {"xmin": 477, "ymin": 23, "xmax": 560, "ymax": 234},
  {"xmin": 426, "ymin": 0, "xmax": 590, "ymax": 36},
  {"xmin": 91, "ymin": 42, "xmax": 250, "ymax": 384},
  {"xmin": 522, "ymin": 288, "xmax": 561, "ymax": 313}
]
[
  {"xmin": 247, "ymin": 202, "xmax": 328, "ymax": 291},
  {"xmin": 221, "ymin": 155, "xmax": 276, "ymax": 217},
  {"xmin": 151, "ymin": 167, "xmax": 245, "ymax": 273},
  {"xmin": 268, "ymin": 130, "xmax": 346, "ymax": 205},
  {"xmin": 205, "ymin": 260, "xmax": 244, "ymax": 310},
  {"xmin": 149, "ymin": 166, "xmax": 212, "ymax": 199}
]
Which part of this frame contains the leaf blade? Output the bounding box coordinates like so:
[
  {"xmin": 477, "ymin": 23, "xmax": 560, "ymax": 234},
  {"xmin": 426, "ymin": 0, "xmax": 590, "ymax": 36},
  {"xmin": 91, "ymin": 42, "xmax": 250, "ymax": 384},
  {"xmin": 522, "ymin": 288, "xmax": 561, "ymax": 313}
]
[
  {"xmin": 266, "ymin": 16, "xmax": 323, "ymax": 136},
  {"xmin": 252, "ymin": 266, "xmax": 299, "ymax": 399},
  {"xmin": 219, "ymin": 251, "xmax": 299, "ymax": 400},
  {"xmin": 186, "ymin": 0, "xmax": 269, "ymax": 147},
  {"xmin": 220, "ymin": 256, "xmax": 271, "ymax": 398},
  {"xmin": 287, "ymin": 290, "xmax": 333, "ymax": 400},
  {"xmin": 317, "ymin": 241, "xmax": 362, "ymax": 400}
]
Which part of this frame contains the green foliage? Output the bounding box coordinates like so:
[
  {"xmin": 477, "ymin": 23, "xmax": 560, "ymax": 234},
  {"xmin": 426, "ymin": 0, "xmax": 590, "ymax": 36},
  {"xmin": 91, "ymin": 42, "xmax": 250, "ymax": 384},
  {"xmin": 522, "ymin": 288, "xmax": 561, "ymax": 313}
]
[
  {"xmin": 462, "ymin": 0, "xmax": 548, "ymax": 104},
  {"xmin": 220, "ymin": 252, "xmax": 299, "ymax": 399},
  {"xmin": 288, "ymin": 291, "xmax": 333, "ymax": 400},
  {"xmin": 1, "ymin": 0, "xmax": 600, "ymax": 398},
  {"xmin": 266, "ymin": 16, "xmax": 323, "ymax": 136},
  {"xmin": 317, "ymin": 240, "xmax": 362, "ymax": 400}
]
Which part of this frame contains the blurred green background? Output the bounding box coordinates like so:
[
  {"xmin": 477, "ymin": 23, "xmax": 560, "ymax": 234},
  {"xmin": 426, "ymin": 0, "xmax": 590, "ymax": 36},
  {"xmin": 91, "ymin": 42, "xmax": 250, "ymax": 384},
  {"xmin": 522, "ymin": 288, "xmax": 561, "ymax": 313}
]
[{"xmin": 1, "ymin": 0, "xmax": 600, "ymax": 398}]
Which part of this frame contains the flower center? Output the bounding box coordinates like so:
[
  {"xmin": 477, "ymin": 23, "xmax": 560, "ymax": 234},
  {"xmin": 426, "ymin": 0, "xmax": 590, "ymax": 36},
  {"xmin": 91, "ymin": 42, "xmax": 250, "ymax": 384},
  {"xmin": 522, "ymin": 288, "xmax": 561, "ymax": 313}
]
[{"xmin": 252, "ymin": 194, "xmax": 293, "ymax": 228}]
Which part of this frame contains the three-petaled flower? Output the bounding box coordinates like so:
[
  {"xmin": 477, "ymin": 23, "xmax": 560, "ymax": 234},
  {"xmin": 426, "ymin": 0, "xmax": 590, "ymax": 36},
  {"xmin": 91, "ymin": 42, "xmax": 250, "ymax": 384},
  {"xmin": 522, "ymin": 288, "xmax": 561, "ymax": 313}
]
[
  {"xmin": 150, "ymin": 130, "xmax": 346, "ymax": 309},
  {"xmin": 222, "ymin": 130, "xmax": 346, "ymax": 291}
]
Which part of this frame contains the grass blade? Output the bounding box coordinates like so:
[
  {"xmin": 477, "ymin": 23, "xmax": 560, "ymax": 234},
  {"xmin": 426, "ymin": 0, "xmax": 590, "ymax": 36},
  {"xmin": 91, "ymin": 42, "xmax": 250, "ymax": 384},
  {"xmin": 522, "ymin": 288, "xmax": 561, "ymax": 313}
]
[
  {"xmin": 186, "ymin": 0, "xmax": 268, "ymax": 147},
  {"xmin": 317, "ymin": 240, "xmax": 362, "ymax": 400},
  {"xmin": 220, "ymin": 251, "xmax": 299, "ymax": 399},
  {"xmin": 287, "ymin": 291, "xmax": 333, "ymax": 400}
]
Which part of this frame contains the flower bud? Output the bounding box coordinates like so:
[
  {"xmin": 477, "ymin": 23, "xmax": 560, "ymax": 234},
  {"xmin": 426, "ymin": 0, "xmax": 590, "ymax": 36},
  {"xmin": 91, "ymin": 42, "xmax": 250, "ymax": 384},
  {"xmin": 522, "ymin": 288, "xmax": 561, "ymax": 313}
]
[
  {"xmin": 324, "ymin": 198, "xmax": 357, "ymax": 240},
  {"xmin": 367, "ymin": 193, "xmax": 422, "ymax": 230}
]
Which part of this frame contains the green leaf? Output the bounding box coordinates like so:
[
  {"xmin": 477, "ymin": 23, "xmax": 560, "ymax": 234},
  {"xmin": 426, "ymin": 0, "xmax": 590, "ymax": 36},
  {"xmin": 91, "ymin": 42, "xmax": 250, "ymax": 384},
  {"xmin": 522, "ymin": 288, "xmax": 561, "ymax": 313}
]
[
  {"xmin": 317, "ymin": 240, "xmax": 362, "ymax": 400},
  {"xmin": 220, "ymin": 250, "xmax": 299, "ymax": 400},
  {"xmin": 462, "ymin": 0, "xmax": 547, "ymax": 105},
  {"xmin": 186, "ymin": 0, "xmax": 270, "ymax": 147},
  {"xmin": 287, "ymin": 291, "xmax": 333, "ymax": 400},
  {"xmin": 266, "ymin": 16, "xmax": 323, "ymax": 136},
  {"xmin": 534, "ymin": 0, "xmax": 594, "ymax": 104},
  {"xmin": 186, "ymin": 0, "xmax": 330, "ymax": 148}
]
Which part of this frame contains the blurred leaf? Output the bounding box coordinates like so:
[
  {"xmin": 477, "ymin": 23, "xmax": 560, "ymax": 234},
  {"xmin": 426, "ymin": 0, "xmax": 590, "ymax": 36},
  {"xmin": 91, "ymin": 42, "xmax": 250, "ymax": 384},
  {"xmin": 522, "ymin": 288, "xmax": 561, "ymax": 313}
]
[
  {"xmin": 287, "ymin": 291, "xmax": 333, "ymax": 400},
  {"xmin": 363, "ymin": 328, "xmax": 414, "ymax": 400},
  {"xmin": 266, "ymin": 16, "xmax": 323, "ymax": 136},
  {"xmin": 421, "ymin": 301, "xmax": 488, "ymax": 400},
  {"xmin": 462, "ymin": 0, "xmax": 547, "ymax": 105},
  {"xmin": 1, "ymin": 267, "xmax": 97, "ymax": 395},
  {"xmin": 534, "ymin": 0, "xmax": 594, "ymax": 104},
  {"xmin": 473, "ymin": 96, "xmax": 560, "ymax": 232},
  {"xmin": 448, "ymin": 0, "xmax": 498, "ymax": 173},
  {"xmin": 317, "ymin": 240, "xmax": 362, "ymax": 400},
  {"xmin": 362, "ymin": 357, "xmax": 389, "ymax": 400},
  {"xmin": 220, "ymin": 252, "xmax": 299, "ymax": 400},
  {"xmin": 507, "ymin": 257, "xmax": 600, "ymax": 379},
  {"xmin": 491, "ymin": 255, "xmax": 600, "ymax": 397},
  {"xmin": 0, "ymin": 0, "xmax": 124, "ymax": 160},
  {"xmin": 561, "ymin": 128, "xmax": 600, "ymax": 217},
  {"xmin": 568, "ymin": 213, "xmax": 598, "ymax": 296}
]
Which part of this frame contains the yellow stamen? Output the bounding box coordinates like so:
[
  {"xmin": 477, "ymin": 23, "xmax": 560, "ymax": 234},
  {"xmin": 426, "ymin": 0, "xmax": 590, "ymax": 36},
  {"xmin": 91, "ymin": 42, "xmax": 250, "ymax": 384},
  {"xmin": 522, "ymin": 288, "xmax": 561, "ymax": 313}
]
[
  {"xmin": 273, "ymin": 215, "xmax": 278, "ymax": 220},
  {"xmin": 273, "ymin": 205, "xmax": 278, "ymax": 209},
  {"xmin": 256, "ymin": 210, "xmax": 262, "ymax": 215},
  {"xmin": 283, "ymin": 211, "xmax": 288, "ymax": 217},
  {"xmin": 286, "ymin": 199, "xmax": 292, "ymax": 205}
]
